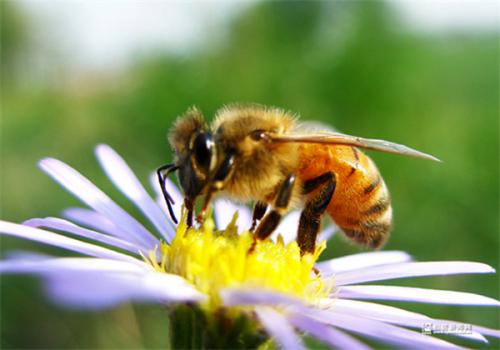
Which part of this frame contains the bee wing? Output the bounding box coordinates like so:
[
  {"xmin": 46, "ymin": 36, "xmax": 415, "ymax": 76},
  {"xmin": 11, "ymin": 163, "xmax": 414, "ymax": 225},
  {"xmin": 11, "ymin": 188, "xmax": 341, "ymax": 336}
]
[
  {"xmin": 268, "ymin": 132, "xmax": 440, "ymax": 162},
  {"xmin": 294, "ymin": 121, "xmax": 338, "ymax": 134}
]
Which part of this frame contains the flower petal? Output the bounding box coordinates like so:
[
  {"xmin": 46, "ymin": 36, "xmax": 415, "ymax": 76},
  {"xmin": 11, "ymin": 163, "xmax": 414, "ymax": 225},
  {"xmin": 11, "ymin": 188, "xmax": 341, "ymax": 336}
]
[
  {"xmin": 272, "ymin": 210, "xmax": 300, "ymax": 244},
  {"xmin": 0, "ymin": 220, "xmax": 141, "ymax": 264},
  {"xmin": 289, "ymin": 312, "xmax": 372, "ymax": 350},
  {"xmin": 39, "ymin": 158, "xmax": 157, "ymax": 248},
  {"xmin": 0, "ymin": 257, "xmax": 147, "ymax": 274},
  {"xmin": 45, "ymin": 271, "xmax": 205, "ymax": 309},
  {"xmin": 468, "ymin": 325, "xmax": 500, "ymax": 338},
  {"xmin": 220, "ymin": 288, "xmax": 302, "ymax": 307},
  {"xmin": 334, "ymin": 261, "xmax": 495, "ymax": 286},
  {"xmin": 213, "ymin": 199, "xmax": 252, "ymax": 231},
  {"xmin": 24, "ymin": 217, "xmax": 146, "ymax": 255},
  {"xmin": 317, "ymin": 251, "xmax": 413, "ymax": 274},
  {"xmin": 317, "ymin": 222, "xmax": 338, "ymax": 242},
  {"xmin": 95, "ymin": 145, "xmax": 175, "ymax": 242},
  {"xmin": 338, "ymin": 285, "xmax": 500, "ymax": 306},
  {"xmin": 0, "ymin": 257, "xmax": 205, "ymax": 309},
  {"xmin": 255, "ymin": 306, "xmax": 305, "ymax": 350},
  {"xmin": 272, "ymin": 213, "xmax": 337, "ymax": 244},
  {"xmin": 301, "ymin": 307, "xmax": 463, "ymax": 349},
  {"xmin": 330, "ymin": 299, "xmax": 488, "ymax": 343},
  {"xmin": 62, "ymin": 207, "xmax": 125, "ymax": 238}
]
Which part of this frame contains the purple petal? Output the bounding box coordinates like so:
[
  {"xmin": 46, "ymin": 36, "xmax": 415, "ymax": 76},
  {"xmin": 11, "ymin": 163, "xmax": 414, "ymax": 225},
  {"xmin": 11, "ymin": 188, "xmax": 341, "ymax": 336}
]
[
  {"xmin": 317, "ymin": 251, "xmax": 413, "ymax": 274},
  {"xmin": 95, "ymin": 145, "xmax": 174, "ymax": 242},
  {"xmin": 469, "ymin": 324, "xmax": 500, "ymax": 338},
  {"xmin": 39, "ymin": 158, "xmax": 157, "ymax": 248},
  {"xmin": 4, "ymin": 250, "xmax": 52, "ymax": 261},
  {"xmin": 45, "ymin": 270, "xmax": 205, "ymax": 309},
  {"xmin": 0, "ymin": 220, "xmax": 142, "ymax": 264},
  {"xmin": 289, "ymin": 312, "xmax": 371, "ymax": 350},
  {"xmin": 0, "ymin": 257, "xmax": 205, "ymax": 309},
  {"xmin": 213, "ymin": 199, "xmax": 252, "ymax": 231},
  {"xmin": 62, "ymin": 207, "xmax": 126, "ymax": 238},
  {"xmin": 0, "ymin": 257, "xmax": 148, "ymax": 274},
  {"xmin": 220, "ymin": 288, "xmax": 302, "ymax": 307},
  {"xmin": 334, "ymin": 261, "xmax": 495, "ymax": 286},
  {"xmin": 338, "ymin": 285, "xmax": 500, "ymax": 306},
  {"xmin": 149, "ymin": 173, "xmax": 183, "ymax": 223},
  {"xmin": 300, "ymin": 307, "xmax": 464, "ymax": 349},
  {"xmin": 255, "ymin": 307, "xmax": 305, "ymax": 350},
  {"xmin": 24, "ymin": 217, "xmax": 146, "ymax": 255},
  {"xmin": 331, "ymin": 299, "xmax": 487, "ymax": 343}
]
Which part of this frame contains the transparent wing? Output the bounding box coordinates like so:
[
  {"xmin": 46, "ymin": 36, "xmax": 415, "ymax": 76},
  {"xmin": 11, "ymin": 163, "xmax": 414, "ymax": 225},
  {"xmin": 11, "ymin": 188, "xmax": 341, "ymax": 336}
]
[
  {"xmin": 268, "ymin": 132, "xmax": 440, "ymax": 162},
  {"xmin": 293, "ymin": 121, "xmax": 338, "ymax": 134}
]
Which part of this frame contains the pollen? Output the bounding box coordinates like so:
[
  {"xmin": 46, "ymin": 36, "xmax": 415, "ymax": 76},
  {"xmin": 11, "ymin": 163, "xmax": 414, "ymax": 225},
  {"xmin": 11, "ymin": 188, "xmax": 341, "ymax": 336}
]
[{"xmin": 143, "ymin": 211, "xmax": 331, "ymax": 309}]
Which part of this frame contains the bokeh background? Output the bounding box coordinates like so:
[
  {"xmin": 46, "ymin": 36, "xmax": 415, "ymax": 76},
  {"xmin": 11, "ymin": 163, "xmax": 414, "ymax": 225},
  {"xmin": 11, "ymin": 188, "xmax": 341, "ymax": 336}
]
[{"xmin": 1, "ymin": 0, "xmax": 498, "ymax": 348}]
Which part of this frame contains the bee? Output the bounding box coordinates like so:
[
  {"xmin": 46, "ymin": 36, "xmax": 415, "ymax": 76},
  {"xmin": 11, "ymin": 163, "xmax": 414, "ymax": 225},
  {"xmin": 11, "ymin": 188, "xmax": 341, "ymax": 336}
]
[{"xmin": 158, "ymin": 105, "xmax": 439, "ymax": 254}]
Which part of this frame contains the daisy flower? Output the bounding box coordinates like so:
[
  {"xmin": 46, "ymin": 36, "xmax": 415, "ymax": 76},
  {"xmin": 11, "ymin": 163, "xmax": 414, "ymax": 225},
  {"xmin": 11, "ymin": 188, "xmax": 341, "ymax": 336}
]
[{"xmin": 1, "ymin": 144, "xmax": 499, "ymax": 349}]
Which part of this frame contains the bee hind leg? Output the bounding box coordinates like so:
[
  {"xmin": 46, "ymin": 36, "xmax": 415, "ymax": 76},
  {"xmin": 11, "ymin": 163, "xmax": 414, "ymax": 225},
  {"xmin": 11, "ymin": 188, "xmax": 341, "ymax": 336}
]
[
  {"xmin": 297, "ymin": 172, "xmax": 336, "ymax": 255},
  {"xmin": 250, "ymin": 174, "xmax": 296, "ymax": 252}
]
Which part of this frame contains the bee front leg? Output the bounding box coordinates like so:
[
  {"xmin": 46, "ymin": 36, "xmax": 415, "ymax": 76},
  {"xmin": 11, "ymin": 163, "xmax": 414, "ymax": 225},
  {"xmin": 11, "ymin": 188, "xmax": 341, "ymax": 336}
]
[
  {"xmin": 252, "ymin": 174, "xmax": 296, "ymax": 247},
  {"xmin": 297, "ymin": 172, "xmax": 336, "ymax": 255}
]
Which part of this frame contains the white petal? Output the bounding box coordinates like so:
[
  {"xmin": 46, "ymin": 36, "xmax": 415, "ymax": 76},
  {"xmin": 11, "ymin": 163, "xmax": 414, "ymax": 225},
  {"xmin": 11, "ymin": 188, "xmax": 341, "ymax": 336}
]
[
  {"xmin": 62, "ymin": 207, "xmax": 125, "ymax": 238},
  {"xmin": 39, "ymin": 158, "xmax": 158, "ymax": 248},
  {"xmin": 24, "ymin": 217, "xmax": 146, "ymax": 255},
  {"xmin": 331, "ymin": 299, "xmax": 487, "ymax": 343},
  {"xmin": 338, "ymin": 285, "xmax": 500, "ymax": 306},
  {"xmin": 96, "ymin": 145, "xmax": 174, "ymax": 242},
  {"xmin": 255, "ymin": 307, "xmax": 305, "ymax": 350},
  {"xmin": 334, "ymin": 261, "xmax": 495, "ymax": 286},
  {"xmin": 272, "ymin": 210, "xmax": 300, "ymax": 244},
  {"xmin": 317, "ymin": 250, "xmax": 413, "ymax": 274},
  {"xmin": 149, "ymin": 173, "xmax": 183, "ymax": 223},
  {"xmin": 0, "ymin": 220, "xmax": 142, "ymax": 264},
  {"xmin": 213, "ymin": 199, "xmax": 252, "ymax": 231},
  {"xmin": 317, "ymin": 222, "xmax": 338, "ymax": 242},
  {"xmin": 289, "ymin": 312, "xmax": 372, "ymax": 350},
  {"xmin": 272, "ymin": 214, "xmax": 337, "ymax": 245},
  {"xmin": 302, "ymin": 307, "xmax": 463, "ymax": 349}
]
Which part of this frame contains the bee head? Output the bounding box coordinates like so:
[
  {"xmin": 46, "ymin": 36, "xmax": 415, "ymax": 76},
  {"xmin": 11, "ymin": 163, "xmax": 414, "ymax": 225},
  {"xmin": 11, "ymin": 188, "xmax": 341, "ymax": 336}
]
[{"xmin": 168, "ymin": 107, "xmax": 216, "ymax": 201}]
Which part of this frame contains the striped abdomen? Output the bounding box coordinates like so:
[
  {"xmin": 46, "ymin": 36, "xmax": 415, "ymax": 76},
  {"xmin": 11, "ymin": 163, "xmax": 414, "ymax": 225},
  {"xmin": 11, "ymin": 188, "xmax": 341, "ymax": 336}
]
[{"xmin": 298, "ymin": 144, "xmax": 393, "ymax": 248}]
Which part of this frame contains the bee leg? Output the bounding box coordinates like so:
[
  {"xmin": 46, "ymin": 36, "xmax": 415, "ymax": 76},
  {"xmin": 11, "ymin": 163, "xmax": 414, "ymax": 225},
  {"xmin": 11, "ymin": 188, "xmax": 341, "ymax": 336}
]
[
  {"xmin": 254, "ymin": 174, "xmax": 296, "ymax": 242},
  {"xmin": 297, "ymin": 172, "xmax": 336, "ymax": 255},
  {"xmin": 184, "ymin": 198, "xmax": 194, "ymax": 228},
  {"xmin": 249, "ymin": 201, "xmax": 268, "ymax": 232},
  {"xmin": 156, "ymin": 163, "xmax": 180, "ymax": 224}
]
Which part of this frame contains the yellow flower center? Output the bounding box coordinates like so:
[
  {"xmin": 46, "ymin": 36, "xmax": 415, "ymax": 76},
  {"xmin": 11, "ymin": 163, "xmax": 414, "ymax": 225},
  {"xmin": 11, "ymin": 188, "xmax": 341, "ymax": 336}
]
[{"xmin": 143, "ymin": 211, "xmax": 331, "ymax": 309}]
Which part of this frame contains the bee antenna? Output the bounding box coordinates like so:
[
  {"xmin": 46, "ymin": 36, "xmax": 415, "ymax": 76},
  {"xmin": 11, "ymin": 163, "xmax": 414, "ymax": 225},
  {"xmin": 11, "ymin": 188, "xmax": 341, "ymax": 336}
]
[{"xmin": 156, "ymin": 163, "xmax": 180, "ymax": 224}]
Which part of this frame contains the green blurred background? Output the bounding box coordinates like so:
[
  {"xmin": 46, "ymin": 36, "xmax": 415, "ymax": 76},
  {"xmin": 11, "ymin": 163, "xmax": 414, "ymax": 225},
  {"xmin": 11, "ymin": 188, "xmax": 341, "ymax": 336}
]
[{"xmin": 1, "ymin": 1, "xmax": 498, "ymax": 348}]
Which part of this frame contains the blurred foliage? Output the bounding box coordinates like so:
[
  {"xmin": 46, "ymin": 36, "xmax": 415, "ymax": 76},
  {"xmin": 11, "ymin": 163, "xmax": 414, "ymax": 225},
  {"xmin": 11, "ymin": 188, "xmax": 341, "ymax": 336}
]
[
  {"xmin": 1, "ymin": 1, "xmax": 28, "ymax": 81},
  {"xmin": 1, "ymin": 1, "xmax": 498, "ymax": 349}
]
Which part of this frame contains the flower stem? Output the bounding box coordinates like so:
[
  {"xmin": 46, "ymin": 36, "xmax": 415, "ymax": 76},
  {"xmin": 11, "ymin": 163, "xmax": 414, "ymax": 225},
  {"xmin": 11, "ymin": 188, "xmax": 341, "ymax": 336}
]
[{"xmin": 168, "ymin": 304, "xmax": 269, "ymax": 349}]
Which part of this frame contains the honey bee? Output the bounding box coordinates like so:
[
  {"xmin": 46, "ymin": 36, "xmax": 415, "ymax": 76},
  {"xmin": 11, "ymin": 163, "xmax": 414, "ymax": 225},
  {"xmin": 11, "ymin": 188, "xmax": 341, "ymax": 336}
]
[{"xmin": 158, "ymin": 105, "xmax": 438, "ymax": 254}]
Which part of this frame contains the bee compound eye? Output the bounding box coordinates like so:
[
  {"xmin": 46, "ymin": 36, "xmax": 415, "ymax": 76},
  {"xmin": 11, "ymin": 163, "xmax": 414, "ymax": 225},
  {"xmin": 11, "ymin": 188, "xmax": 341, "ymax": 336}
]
[{"xmin": 193, "ymin": 132, "xmax": 213, "ymax": 171}]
